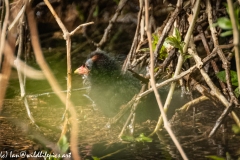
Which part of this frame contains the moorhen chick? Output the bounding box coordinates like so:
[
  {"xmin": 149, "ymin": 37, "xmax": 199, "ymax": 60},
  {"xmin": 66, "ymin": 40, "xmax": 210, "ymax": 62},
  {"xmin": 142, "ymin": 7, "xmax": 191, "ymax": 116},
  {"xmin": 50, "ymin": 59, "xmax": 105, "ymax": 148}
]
[{"xmin": 74, "ymin": 50, "xmax": 143, "ymax": 118}]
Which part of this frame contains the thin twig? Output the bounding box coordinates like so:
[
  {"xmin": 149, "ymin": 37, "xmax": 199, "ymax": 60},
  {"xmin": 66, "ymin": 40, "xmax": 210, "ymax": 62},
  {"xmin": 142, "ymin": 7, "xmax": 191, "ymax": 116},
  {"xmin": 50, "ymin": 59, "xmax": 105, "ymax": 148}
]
[
  {"xmin": 26, "ymin": 5, "xmax": 81, "ymax": 160},
  {"xmin": 145, "ymin": 0, "xmax": 188, "ymax": 159},
  {"xmin": 0, "ymin": 0, "xmax": 9, "ymax": 67},
  {"xmin": 206, "ymin": 0, "xmax": 240, "ymax": 127},
  {"xmin": 3, "ymin": 49, "xmax": 45, "ymax": 79},
  {"xmin": 208, "ymin": 102, "xmax": 234, "ymax": 138},
  {"xmin": 122, "ymin": 0, "xmax": 144, "ymax": 73},
  {"xmin": 188, "ymin": 41, "xmax": 240, "ymax": 128},
  {"xmin": 177, "ymin": 96, "xmax": 210, "ymax": 112},
  {"xmin": 197, "ymin": 25, "xmax": 229, "ymax": 98},
  {"xmin": 42, "ymin": 1, "xmax": 94, "ymax": 159},
  {"xmin": 70, "ymin": 22, "xmax": 94, "ymax": 36},
  {"xmin": 109, "ymin": 41, "xmax": 219, "ymax": 126},
  {"xmin": 152, "ymin": 0, "xmax": 200, "ymax": 132},
  {"xmin": 153, "ymin": 3, "xmax": 181, "ymax": 59},
  {"xmin": 227, "ymin": 0, "xmax": 240, "ymax": 91},
  {"xmin": 8, "ymin": 4, "xmax": 26, "ymax": 31},
  {"xmin": 0, "ymin": 41, "xmax": 15, "ymax": 111}
]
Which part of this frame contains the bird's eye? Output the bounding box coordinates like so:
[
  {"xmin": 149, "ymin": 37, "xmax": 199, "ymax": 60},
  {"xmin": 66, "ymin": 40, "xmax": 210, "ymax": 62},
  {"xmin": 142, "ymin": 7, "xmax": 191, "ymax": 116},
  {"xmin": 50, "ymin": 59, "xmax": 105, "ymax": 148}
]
[
  {"xmin": 86, "ymin": 65, "xmax": 91, "ymax": 69},
  {"xmin": 85, "ymin": 59, "xmax": 93, "ymax": 70}
]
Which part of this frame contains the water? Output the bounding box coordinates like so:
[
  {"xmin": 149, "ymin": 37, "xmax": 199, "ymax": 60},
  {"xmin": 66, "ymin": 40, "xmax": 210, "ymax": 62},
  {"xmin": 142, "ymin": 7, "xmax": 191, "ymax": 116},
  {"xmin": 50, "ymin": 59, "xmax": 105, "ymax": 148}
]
[{"xmin": 3, "ymin": 51, "xmax": 240, "ymax": 160}]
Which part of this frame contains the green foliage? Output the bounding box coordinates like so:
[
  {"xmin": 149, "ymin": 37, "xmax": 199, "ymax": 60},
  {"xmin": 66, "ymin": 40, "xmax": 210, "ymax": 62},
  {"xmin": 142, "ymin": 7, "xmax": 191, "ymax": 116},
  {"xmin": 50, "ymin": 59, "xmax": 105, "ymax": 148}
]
[
  {"xmin": 205, "ymin": 155, "xmax": 225, "ymax": 160},
  {"xmin": 217, "ymin": 17, "xmax": 233, "ymax": 30},
  {"xmin": 234, "ymin": 87, "xmax": 240, "ymax": 98},
  {"xmin": 165, "ymin": 28, "xmax": 185, "ymax": 54},
  {"xmin": 216, "ymin": 70, "xmax": 239, "ymax": 97},
  {"xmin": 225, "ymin": 3, "xmax": 240, "ymax": 25},
  {"xmin": 152, "ymin": 33, "xmax": 159, "ymax": 51},
  {"xmin": 152, "ymin": 33, "xmax": 168, "ymax": 60},
  {"xmin": 42, "ymin": 136, "xmax": 70, "ymax": 160},
  {"xmin": 121, "ymin": 135, "xmax": 136, "ymax": 142},
  {"xmin": 216, "ymin": 70, "xmax": 239, "ymax": 86},
  {"xmin": 139, "ymin": 33, "xmax": 168, "ymax": 60},
  {"xmin": 92, "ymin": 156, "xmax": 101, "ymax": 160},
  {"xmin": 93, "ymin": 6, "xmax": 99, "ymax": 17},
  {"xmin": 46, "ymin": 155, "xmax": 60, "ymax": 160},
  {"xmin": 183, "ymin": 54, "xmax": 192, "ymax": 62},
  {"xmin": 121, "ymin": 133, "xmax": 152, "ymax": 143},
  {"xmin": 159, "ymin": 45, "xmax": 168, "ymax": 60},
  {"xmin": 215, "ymin": 3, "xmax": 240, "ymax": 37},
  {"xmin": 58, "ymin": 135, "xmax": 69, "ymax": 154},
  {"xmin": 232, "ymin": 124, "xmax": 240, "ymax": 134},
  {"xmin": 216, "ymin": 17, "xmax": 233, "ymax": 37},
  {"xmin": 135, "ymin": 133, "xmax": 152, "ymax": 142},
  {"xmin": 206, "ymin": 152, "xmax": 233, "ymax": 160}
]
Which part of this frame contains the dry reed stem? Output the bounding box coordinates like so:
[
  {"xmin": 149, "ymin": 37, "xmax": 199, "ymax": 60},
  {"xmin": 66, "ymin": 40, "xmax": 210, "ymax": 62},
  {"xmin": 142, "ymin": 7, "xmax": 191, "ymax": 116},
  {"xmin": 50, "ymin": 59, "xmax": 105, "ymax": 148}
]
[
  {"xmin": 144, "ymin": 0, "xmax": 188, "ymax": 159},
  {"xmin": 26, "ymin": 5, "xmax": 81, "ymax": 160}
]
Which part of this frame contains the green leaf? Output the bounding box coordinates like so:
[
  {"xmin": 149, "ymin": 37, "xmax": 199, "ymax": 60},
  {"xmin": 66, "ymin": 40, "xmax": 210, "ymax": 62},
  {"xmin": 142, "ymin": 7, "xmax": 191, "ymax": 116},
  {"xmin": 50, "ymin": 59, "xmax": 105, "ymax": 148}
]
[
  {"xmin": 183, "ymin": 54, "xmax": 192, "ymax": 62},
  {"xmin": 93, "ymin": 6, "xmax": 99, "ymax": 17},
  {"xmin": 216, "ymin": 71, "xmax": 226, "ymax": 82},
  {"xmin": 223, "ymin": 3, "xmax": 240, "ymax": 25},
  {"xmin": 220, "ymin": 30, "xmax": 233, "ymax": 37},
  {"xmin": 92, "ymin": 156, "xmax": 101, "ymax": 160},
  {"xmin": 205, "ymin": 155, "xmax": 225, "ymax": 160},
  {"xmin": 232, "ymin": 124, "xmax": 240, "ymax": 134},
  {"xmin": 230, "ymin": 70, "xmax": 239, "ymax": 86},
  {"xmin": 216, "ymin": 70, "xmax": 239, "ymax": 86},
  {"xmin": 174, "ymin": 28, "xmax": 181, "ymax": 42},
  {"xmin": 159, "ymin": 45, "xmax": 168, "ymax": 60},
  {"xmin": 234, "ymin": 87, "xmax": 240, "ymax": 98},
  {"xmin": 57, "ymin": 135, "xmax": 69, "ymax": 154},
  {"xmin": 122, "ymin": 134, "xmax": 152, "ymax": 143},
  {"xmin": 151, "ymin": 33, "xmax": 159, "ymax": 52},
  {"xmin": 139, "ymin": 48, "xmax": 150, "ymax": 52},
  {"xmin": 135, "ymin": 133, "xmax": 152, "ymax": 142},
  {"xmin": 165, "ymin": 28, "xmax": 184, "ymax": 54},
  {"xmin": 152, "ymin": 33, "xmax": 158, "ymax": 43},
  {"xmin": 121, "ymin": 135, "xmax": 136, "ymax": 142},
  {"xmin": 165, "ymin": 36, "xmax": 180, "ymax": 48},
  {"xmin": 217, "ymin": 17, "xmax": 232, "ymax": 30}
]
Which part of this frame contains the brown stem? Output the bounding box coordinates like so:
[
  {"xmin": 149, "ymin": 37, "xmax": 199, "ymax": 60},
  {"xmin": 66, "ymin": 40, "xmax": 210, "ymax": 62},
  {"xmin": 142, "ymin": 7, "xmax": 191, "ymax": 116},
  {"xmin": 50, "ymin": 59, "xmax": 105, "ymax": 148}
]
[
  {"xmin": 197, "ymin": 25, "xmax": 229, "ymax": 98},
  {"xmin": 26, "ymin": 5, "xmax": 81, "ymax": 160}
]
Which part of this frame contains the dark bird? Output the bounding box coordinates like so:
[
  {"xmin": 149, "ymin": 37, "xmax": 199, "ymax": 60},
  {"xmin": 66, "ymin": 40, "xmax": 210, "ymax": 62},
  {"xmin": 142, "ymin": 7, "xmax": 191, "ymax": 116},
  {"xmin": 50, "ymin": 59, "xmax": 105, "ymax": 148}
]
[
  {"xmin": 74, "ymin": 50, "xmax": 188, "ymax": 121},
  {"xmin": 74, "ymin": 50, "xmax": 154, "ymax": 119}
]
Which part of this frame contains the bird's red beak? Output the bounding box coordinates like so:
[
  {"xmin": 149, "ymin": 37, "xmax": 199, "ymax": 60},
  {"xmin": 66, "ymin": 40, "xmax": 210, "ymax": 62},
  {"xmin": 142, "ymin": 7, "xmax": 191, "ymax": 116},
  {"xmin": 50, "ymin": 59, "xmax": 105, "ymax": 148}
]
[{"xmin": 74, "ymin": 65, "xmax": 90, "ymax": 75}]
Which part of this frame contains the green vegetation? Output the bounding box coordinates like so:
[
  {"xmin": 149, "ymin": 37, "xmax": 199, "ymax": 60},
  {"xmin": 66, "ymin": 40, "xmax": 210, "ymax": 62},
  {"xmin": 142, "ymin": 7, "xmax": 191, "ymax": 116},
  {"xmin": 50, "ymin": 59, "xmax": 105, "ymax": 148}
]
[
  {"xmin": 121, "ymin": 133, "xmax": 153, "ymax": 143},
  {"xmin": 216, "ymin": 70, "xmax": 240, "ymax": 97},
  {"xmin": 215, "ymin": 3, "xmax": 240, "ymax": 37}
]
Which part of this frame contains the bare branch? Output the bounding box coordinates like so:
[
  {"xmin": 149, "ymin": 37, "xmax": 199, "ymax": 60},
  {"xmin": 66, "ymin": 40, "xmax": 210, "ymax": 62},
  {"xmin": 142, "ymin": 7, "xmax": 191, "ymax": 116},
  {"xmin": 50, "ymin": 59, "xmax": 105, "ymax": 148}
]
[
  {"xmin": 26, "ymin": 4, "xmax": 81, "ymax": 160},
  {"xmin": 96, "ymin": 0, "xmax": 128, "ymax": 48},
  {"xmin": 0, "ymin": 0, "xmax": 9, "ymax": 67},
  {"xmin": 144, "ymin": 0, "xmax": 188, "ymax": 159}
]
